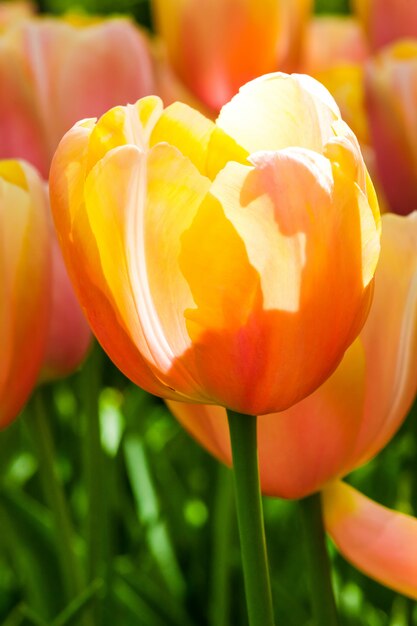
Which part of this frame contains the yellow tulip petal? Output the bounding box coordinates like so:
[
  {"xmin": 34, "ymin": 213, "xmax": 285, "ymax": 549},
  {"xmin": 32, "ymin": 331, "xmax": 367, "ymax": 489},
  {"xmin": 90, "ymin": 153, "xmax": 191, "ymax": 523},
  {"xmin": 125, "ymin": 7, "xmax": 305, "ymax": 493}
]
[
  {"xmin": 324, "ymin": 481, "xmax": 417, "ymax": 599},
  {"xmin": 172, "ymin": 146, "xmax": 378, "ymax": 414},
  {"xmin": 216, "ymin": 73, "xmax": 340, "ymax": 155}
]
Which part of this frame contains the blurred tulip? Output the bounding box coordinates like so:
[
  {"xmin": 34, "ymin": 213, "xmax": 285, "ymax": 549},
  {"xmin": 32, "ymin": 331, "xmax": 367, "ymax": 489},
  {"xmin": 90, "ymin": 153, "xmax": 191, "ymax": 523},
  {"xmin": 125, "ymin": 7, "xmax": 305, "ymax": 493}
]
[
  {"xmin": 365, "ymin": 41, "xmax": 417, "ymax": 215},
  {"xmin": 0, "ymin": 15, "xmax": 155, "ymax": 177},
  {"xmin": 301, "ymin": 16, "xmax": 370, "ymax": 150},
  {"xmin": 151, "ymin": 0, "xmax": 312, "ymax": 111},
  {"xmin": 40, "ymin": 235, "xmax": 91, "ymax": 381},
  {"xmin": 353, "ymin": 0, "xmax": 417, "ymax": 50},
  {"xmin": 168, "ymin": 211, "xmax": 417, "ymax": 498},
  {"xmin": 301, "ymin": 16, "xmax": 369, "ymax": 76},
  {"xmin": 50, "ymin": 73, "xmax": 380, "ymax": 416},
  {"xmin": 0, "ymin": 159, "xmax": 50, "ymax": 428},
  {"xmin": 323, "ymin": 481, "xmax": 417, "ymax": 599},
  {"xmin": 0, "ymin": 0, "xmax": 34, "ymax": 30}
]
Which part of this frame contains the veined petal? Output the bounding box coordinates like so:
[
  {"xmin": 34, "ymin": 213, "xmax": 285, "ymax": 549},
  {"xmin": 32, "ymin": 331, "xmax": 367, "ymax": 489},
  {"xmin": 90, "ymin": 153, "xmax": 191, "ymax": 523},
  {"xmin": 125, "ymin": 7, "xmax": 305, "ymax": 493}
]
[{"xmin": 323, "ymin": 481, "xmax": 417, "ymax": 599}]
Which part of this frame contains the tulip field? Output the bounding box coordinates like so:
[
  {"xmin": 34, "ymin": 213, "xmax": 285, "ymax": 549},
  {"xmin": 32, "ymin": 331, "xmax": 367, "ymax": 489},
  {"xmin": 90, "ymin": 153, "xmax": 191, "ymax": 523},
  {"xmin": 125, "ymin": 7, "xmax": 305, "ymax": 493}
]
[{"xmin": 2, "ymin": 0, "xmax": 417, "ymax": 625}]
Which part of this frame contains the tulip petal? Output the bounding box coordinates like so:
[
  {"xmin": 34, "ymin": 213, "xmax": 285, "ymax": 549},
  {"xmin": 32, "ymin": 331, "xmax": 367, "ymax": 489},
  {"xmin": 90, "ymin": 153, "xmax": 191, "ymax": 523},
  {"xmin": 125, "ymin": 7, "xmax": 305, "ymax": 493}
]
[
  {"xmin": 346, "ymin": 212, "xmax": 417, "ymax": 466},
  {"xmin": 171, "ymin": 145, "xmax": 378, "ymax": 414},
  {"xmin": 323, "ymin": 481, "xmax": 417, "ymax": 599},
  {"xmin": 216, "ymin": 73, "xmax": 340, "ymax": 155},
  {"xmin": 0, "ymin": 161, "xmax": 50, "ymax": 427}
]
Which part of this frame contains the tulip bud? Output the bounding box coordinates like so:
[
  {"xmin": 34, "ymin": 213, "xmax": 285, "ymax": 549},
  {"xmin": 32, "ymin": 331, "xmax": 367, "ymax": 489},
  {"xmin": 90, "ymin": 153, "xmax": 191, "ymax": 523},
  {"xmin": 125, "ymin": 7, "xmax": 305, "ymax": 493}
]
[
  {"xmin": 50, "ymin": 73, "xmax": 380, "ymax": 416},
  {"xmin": 0, "ymin": 159, "xmax": 50, "ymax": 428}
]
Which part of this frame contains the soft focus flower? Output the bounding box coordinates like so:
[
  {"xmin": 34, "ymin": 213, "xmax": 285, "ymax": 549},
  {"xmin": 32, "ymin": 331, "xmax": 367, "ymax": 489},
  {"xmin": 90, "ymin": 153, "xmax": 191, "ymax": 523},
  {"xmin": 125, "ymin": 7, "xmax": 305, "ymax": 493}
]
[
  {"xmin": 0, "ymin": 159, "xmax": 50, "ymax": 428},
  {"xmin": 50, "ymin": 73, "xmax": 380, "ymax": 416},
  {"xmin": 365, "ymin": 41, "xmax": 417, "ymax": 215},
  {"xmin": 0, "ymin": 0, "xmax": 34, "ymax": 31},
  {"xmin": 0, "ymin": 14, "xmax": 155, "ymax": 177},
  {"xmin": 168, "ymin": 211, "xmax": 417, "ymax": 497},
  {"xmin": 300, "ymin": 15, "xmax": 370, "ymax": 152},
  {"xmin": 353, "ymin": 0, "xmax": 417, "ymax": 51},
  {"xmin": 151, "ymin": 0, "xmax": 312, "ymax": 111},
  {"xmin": 40, "ymin": 235, "xmax": 91, "ymax": 381},
  {"xmin": 323, "ymin": 481, "xmax": 417, "ymax": 599}
]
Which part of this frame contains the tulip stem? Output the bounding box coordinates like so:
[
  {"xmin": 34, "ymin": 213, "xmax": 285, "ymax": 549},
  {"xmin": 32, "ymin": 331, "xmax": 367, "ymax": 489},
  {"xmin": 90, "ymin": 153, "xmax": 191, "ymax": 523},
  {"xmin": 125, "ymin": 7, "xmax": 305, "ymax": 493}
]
[
  {"xmin": 30, "ymin": 389, "xmax": 84, "ymax": 605},
  {"xmin": 226, "ymin": 410, "xmax": 275, "ymax": 626},
  {"xmin": 299, "ymin": 491, "xmax": 339, "ymax": 626}
]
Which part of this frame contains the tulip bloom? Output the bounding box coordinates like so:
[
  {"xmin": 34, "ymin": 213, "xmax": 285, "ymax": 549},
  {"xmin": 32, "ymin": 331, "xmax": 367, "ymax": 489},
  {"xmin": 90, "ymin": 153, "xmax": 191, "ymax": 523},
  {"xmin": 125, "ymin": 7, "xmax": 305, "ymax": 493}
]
[
  {"xmin": 0, "ymin": 160, "xmax": 50, "ymax": 428},
  {"xmin": 50, "ymin": 73, "xmax": 380, "ymax": 416},
  {"xmin": 353, "ymin": 0, "xmax": 417, "ymax": 50},
  {"xmin": 168, "ymin": 211, "xmax": 417, "ymax": 497},
  {"xmin": 151, "ymin": 0, "xmax": 312, "ymax": 111},
  {"xmin": 365, "ymin": 41, "xmax": 417, "ymax": 215},
  {"xmin": 0, "ymin": 15, "xmax": 155, "ymax": 177}
]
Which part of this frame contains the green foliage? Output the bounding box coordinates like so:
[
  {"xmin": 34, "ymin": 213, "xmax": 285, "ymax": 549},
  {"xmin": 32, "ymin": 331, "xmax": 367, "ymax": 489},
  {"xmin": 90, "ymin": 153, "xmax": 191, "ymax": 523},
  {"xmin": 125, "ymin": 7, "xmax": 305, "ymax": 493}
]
[{"xmin": 0, "ymin": 342, "xmax": 416, "ymax": 625}]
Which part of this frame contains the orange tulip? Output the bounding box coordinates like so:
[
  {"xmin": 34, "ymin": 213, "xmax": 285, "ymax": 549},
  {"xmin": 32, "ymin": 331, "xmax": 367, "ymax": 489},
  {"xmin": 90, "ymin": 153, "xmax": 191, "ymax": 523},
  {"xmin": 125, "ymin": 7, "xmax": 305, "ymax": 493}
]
[
  {"xmin": 365, "ymin": 41, "xmax": 417, "ymax": 215},
  {"xmin": 168, "ymin": 211, "xmax": 417, "ymax": 497},
  {"xmin": 353, "ymin": 0, "xmax": 417, "ymax": 50},
  {"xmin": 0, "ymin": 159, "xmax": 50, "ymax": 428},
  {"xmin": 323, "ymin": 481, "xmax": 417, "ymax": 600},
  {"xmin": 50, "ymin": 73, "xmax": 380, "ymax": 416},
  {"xmin": 151, "ymin": 0, "xmax": 312, "ymax": 111},
  {"xmin": 0, "ymin": 15, "xmax": 155, "ymax": 177}
]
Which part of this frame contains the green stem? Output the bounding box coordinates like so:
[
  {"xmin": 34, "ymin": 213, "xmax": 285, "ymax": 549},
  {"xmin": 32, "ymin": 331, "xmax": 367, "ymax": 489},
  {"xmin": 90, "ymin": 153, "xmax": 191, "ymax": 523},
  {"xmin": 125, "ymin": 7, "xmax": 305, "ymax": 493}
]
[
  {"xmin": 29, "ymin": 390, "xmax": 83, "ymax": 603},
  {"xmin": 82, "ymin": 345, "xmax": 105, "ymax": 601},
  {"xmin": 299, "ymin": 492, "xmax": 339, "ymax": 626},
  {"xmin": 209, "ymin": 464, "xmax": 234, "ymax": 626},
  {"xmin": 226, "ymin": 410, "xmax": 275, "ymax": 626}
]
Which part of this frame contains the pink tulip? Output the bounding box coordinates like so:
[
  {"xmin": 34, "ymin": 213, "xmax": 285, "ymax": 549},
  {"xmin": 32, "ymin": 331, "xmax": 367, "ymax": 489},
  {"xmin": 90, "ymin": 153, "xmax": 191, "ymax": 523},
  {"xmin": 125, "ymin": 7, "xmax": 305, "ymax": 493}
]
[
  {"xmin": 40, "ymin": 235, "xmax": 91, "ymax": 381},
  {"xmin": 353, "ymin": 0, "xmax": 417, "ymax": 50},
  {"xmin": 0, "ymin": 15, "xmax": 155, "ymax": 177},
  {"xmin": 365, "ymin": 41, "xmax": 417, "ymax": 215}
]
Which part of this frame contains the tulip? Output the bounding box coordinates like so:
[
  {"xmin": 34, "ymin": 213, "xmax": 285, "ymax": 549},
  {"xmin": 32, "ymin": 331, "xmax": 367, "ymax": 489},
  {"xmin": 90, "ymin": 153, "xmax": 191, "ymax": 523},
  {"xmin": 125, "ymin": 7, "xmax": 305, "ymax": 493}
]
[
  {"xmin": 0, "ymin": 159, "xmax": 50, "ymax": 428},
  {"xmin": 353, "ymin": 0, "xmax": 417, "ymax": 50},
  {"xmin": 50, "ymin": 72, "xmax": 380, "ymax": 417},
  {"xmin": 151, "ymin": 0, "xmax": 312, "ymax": 111},
  {"xmin": 40, "ymin": 235, "xmax": 91, "ymax": 381},
  {"xmin": 0, "ymin": 15, "xmax": 155, "ymax": 177},
  {"xmin": 365, "ymin": 41, "xmax": 417, "ymax": 215},
  {"xmin": 300, "ymin": 16, "xmax": 370, "ymax": 153},
  {"xmin": 323, "ymin": 481, "xmax": 417, "ymax": 600},
  {"xmin": 168, "ymin": 211, "xmax": 417, "ymax": 497},
  {"xmin": 0, "ymin": 1, "xmax": 34, "ymax": 30}
]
